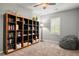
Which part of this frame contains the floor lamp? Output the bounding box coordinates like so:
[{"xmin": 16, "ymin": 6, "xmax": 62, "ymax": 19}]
[{"xmin": 40, "ymin": 24, "xmax": 44, "ymax": 42}]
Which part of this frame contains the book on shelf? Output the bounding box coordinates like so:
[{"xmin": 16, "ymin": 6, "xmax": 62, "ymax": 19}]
[
  {"xmin": 11, "ymin": 25, "xmax": 14, "ymax": 30},
  {"xmin": 28, "ymin": 27, "xmax": 30, "ymax": 30},
  {"xmin": 23, "ymin": 34, "xmax": 27, "ymax": 36},
  {"xmin": 8, "ymin": 25, "xmax": 15, "ymax": 30},
  {"xmin": 8, "ymin": 25, "xmax": 10, "ymax": 30},
  {"xmin": 16, "ymin": 24, "xmax": 19, "ymax": 30},
  {"xmin": 8, "ymin": 18, "xmax": 11, "ymax": 22},
  {"xmin": 8, "ymin": 43, "xmax": 14, "ymax": 49},
  {"xmin": 23, "ymin": 21, "xmax": 25, "ymax": 24},
  {"xmin": 29, "ymin": 34, "xmax": 32, "ymax": 35},
  {"xmin": 33, "ymin": 27, "xmax": 34, "ymax": 30},
  {"xmin": 8, "ymin": 18, "xmax": 14, "ymax": 23},
  {"xmin": 36, "ymin": 36, "xmax": 37, "ymax": 39},
  {"xmin": 9, "ymin": 39, "xmax": 12, "ymax": 44},
  {"xmin": 13, "ymin": 25, "xmax": 15, "ymax": 30},
  {"xmin": 8, "ymin": 39, "xmax": 14, "ymax": 47}
]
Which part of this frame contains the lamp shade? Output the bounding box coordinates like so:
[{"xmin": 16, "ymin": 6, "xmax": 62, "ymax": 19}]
[{"xmin": 40, "ymin": 24, "xmax": 44, "ymax": 27}]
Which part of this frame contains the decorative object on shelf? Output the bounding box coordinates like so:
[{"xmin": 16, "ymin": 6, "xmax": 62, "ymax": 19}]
[
  {"xmin": 9, "ymin": 39, "xmax": 12, "ymax": 44},
  {"xmin": 33, "ymin": 39, "xmax": 36, "ymax": 43},
  {"xmin": 29, "ymin": 34, "xmax": 31, "ymax": 35},
  {"xmin": 36, "ymin": 39, "xmax": 39, "ymax": 42},
  {"xmin": 23, "ymin": 34, "xmax": 27, "ymax": 36},
  {"xmin": 32, "ymin": 16, "xmax": 36, "ymax": 21},
  {"xmin": 24, "ymin": 42, "xmax": 28, "ymax": 46},
  {"xmin": 33, "ymin": 27, "xmax": 34, "ymax": 30},
  {"xmin": 6, "ymin": 10, "xmax": 16, "ymax": 15},
  {"xmin": 17, "ymin": 18, "xmax": 20, "ymax": 21},
  {"xmin": 15, "ymin": 10, "xmax": 22, "ymax": 17},
  {"xmin": 9, "ymin": 33, "xmax": 14, "ymax": 38},
  {"xmin": 33, "ymin": 33, "xmax": 34, "ymax": 35},
  {"xmin": 36, "ymin": 16, "xmax": 38, "ymax": 21},
  {"xmin": 32, "ymin": 16, "xmax": 38, "ymax": 21},
  {"xmin": 16, "ymin": 43, "xmax": 21, "ymax": 49},
  {"xmin": 18, "ymin": 32, "xmax": 21, "ymax": 37},
  {"xmin": 8, "ymin": 49, "xmax": 14, "ymax": 52}
]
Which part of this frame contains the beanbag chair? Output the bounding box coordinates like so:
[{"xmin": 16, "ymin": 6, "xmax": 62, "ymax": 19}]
[{"xmin": 59, "ymin": 35, "xmax": 79, "ymax": 50}]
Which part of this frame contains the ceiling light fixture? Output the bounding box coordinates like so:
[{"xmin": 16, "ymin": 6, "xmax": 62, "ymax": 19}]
[
  {"xmin": 42, "ymin": 3, "xmax": 48, "ymax": 9},
  {"xmin": 33, "ymin": 3, "xmax": 56, "ymax": 10}
]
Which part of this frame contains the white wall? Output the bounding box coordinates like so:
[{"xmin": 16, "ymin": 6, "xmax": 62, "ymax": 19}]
[
  {"xmin": 78, "ymin": 8, "xmax": 79, "ymax": 38},
  {"xmin": 0, "ymin": 3, "xmax": 32, "ymax": 52},
  {"xmin": 0, "ymin": 3, "xmax": 32, "ymax": 18},
  {"xmin": 39, "ymin": 8, "xmax": 79, "ymax": 42}
]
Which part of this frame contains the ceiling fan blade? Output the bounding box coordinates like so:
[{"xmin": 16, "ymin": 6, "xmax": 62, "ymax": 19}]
[
  {"xmin": 33, "ymin": 3, "xmax": 56, "ymax": 7},
  {"xmin": 33, "ymin": 3, "xmax": 43, "ymax": 7},
  {"xmin": 47, "ymin": 3, "xmax": 56, "ymax": 5}
]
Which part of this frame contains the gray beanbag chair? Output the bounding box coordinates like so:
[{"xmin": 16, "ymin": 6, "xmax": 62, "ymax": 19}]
[{"xmin": 59, "ymin": 35, "xmax": 79, "ymax": 50}]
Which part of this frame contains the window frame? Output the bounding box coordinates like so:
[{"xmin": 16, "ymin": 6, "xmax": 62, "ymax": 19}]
[{"xmin": 50, "ymin": 17, "xmax": 61, "ymax": 35}]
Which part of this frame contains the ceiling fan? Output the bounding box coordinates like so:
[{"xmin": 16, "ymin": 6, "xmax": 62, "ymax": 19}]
[{"xmin": 33, "ymin": 3, "xmax": 56, "ymax": 9}]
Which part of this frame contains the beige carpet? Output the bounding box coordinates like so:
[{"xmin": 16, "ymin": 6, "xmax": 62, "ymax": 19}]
[{"xmin": 2, "ymin": 41, "xmax": 79, "ymax": 56}]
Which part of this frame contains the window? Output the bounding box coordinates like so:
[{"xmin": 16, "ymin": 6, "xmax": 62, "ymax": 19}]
[{"xmin": 51, "ymin": 17, "xmax": 60, "ymax": 35}]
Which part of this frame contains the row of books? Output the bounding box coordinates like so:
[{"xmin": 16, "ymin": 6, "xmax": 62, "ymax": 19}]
[
  {"xmin": 23, "ymin": 21, "xmax": 39, "ymax": 24},
  {"xmin": 28, "ymin": 27, "xmax": 38, "ymax": 30},
  {"xmin": 8, "ymin": 43, "xmax": 15, "ymax": 49},
  {"xmin": 8, "ymin": 18, "xmax": 15, "ymax": 23},
  {"xmin": 8, "ymin": 17, "xmax": 39, "ymax": 25},
  {"xmin": 23, "ymin": 21, "xmax": 28, "ymax": 24},
  {"xmin": 8, "ymin": 32, "xmax": 38, "ymax": 38},
  {"xmin": 8, "ymin": 32, "xmax": 14, "ymax": 38},
  {"xmin": 17, "ymin": 32, "xmax": 37, "ymax": 37},
  {"xmin": 8, "ymin": 25, "xmax": 15, "ymax": 30},
  {"xmin": 23, "ymin": 33, "xmax": 39, "ymax": 36},
  {"xmin": 8, "ymin": 38, "xmax": 39, "ymax": 50},
  {"xmin": 16, "ymin": 18, "xmax": 21, "ymax": 22},
  {"xmin": 8, "ymin": 25, "xmax": 38, "ymax": 31}
]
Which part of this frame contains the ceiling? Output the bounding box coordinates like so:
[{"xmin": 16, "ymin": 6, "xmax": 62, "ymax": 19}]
[{"xmin": 18, "ymin": 3, "xmax": 79, "ymax": 16}]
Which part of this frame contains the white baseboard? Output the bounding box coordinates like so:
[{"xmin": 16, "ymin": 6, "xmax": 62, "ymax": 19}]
[{"xmin": 0, "ymin": 51, "xmax": 3, "ymax": 54}]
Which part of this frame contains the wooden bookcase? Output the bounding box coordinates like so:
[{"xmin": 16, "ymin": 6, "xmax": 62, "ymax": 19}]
[{"xmin": 3, "ymin": 13, "xmax": 39, "ymax": 54}]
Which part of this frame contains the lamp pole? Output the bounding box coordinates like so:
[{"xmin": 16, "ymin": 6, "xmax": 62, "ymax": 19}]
[{"xmin": 40, "ymin": 24, "xmax": 44, "ymax": 42}]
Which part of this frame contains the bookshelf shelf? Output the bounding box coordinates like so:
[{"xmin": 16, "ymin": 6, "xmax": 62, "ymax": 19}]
[
  {"xmin": 8, "ymin": 22, "xmax": 15, "ymax": 24},
  {"xmin": 3, "ymin": 13, "xmax": 39, "ymax": 54},
  {"xmin": 24, "ymin": 24, "xmax": 28, "ymax": 26},
  {"xmin": 8, "ymin": 30, "xmax": 15, "ymax": 32}
]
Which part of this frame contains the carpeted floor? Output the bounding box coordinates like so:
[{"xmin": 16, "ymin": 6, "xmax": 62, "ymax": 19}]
[{"xmin": 1, "ymin": 41, "xmax": 79, "ymax": 56}]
